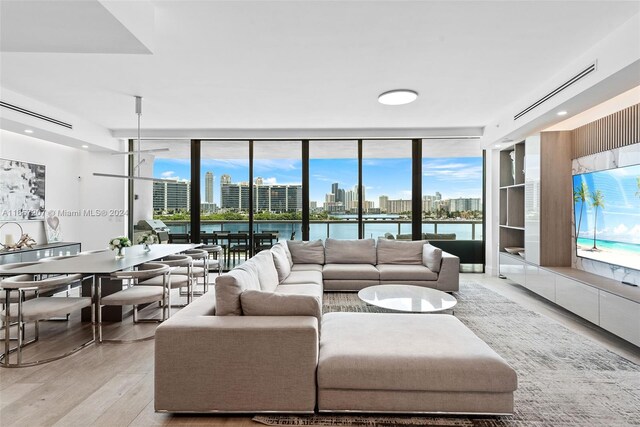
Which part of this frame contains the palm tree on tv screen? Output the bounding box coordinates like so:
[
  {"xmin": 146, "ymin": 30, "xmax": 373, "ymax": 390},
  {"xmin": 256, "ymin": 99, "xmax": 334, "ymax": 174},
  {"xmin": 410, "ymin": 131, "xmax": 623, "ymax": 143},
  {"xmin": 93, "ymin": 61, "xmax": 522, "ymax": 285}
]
[
  {"xmin": 590, "ymin": 189, "xmax": 604, "ymax": 250},
  {"xmin": 573, "ymin": 182, "xmax": 590, "ymax": 244},
  {"xmin": 636, "ymin": 177, "xmax": 640, "ymax": 198}
]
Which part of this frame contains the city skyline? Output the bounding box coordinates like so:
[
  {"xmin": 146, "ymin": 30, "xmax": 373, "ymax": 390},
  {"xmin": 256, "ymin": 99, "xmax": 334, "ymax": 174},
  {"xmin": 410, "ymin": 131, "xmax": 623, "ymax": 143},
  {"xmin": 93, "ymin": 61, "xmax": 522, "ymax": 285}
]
[{"xmin": 153, "ymin": 156, "xmax": 482, "ymax": 208}]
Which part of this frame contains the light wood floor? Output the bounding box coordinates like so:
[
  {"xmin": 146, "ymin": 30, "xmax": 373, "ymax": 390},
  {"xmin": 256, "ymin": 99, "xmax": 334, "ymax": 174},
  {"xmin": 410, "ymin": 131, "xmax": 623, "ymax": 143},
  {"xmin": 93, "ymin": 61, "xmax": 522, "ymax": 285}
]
[{"xmin": 1, "ymin": 274, "xmax": 638, "ymax": 426}]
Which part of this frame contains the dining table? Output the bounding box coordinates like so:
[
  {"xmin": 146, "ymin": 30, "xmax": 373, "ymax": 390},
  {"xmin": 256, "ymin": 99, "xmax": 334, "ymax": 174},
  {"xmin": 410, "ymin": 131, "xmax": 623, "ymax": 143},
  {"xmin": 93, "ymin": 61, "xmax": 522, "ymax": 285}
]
[{"xmin": 4, "ymin": 243, "xmax": 200, "ymax": 321}]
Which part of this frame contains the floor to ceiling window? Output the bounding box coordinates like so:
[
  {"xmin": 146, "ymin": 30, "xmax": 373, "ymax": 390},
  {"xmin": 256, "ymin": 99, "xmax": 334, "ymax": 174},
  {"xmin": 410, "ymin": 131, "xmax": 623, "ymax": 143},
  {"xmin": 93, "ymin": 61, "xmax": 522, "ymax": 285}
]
[
  {"xmin": 144, "ymin": 140, "xmax": 191, "ymax": 236},
  {"xmin": 253, "ymin": 141, "xmax": 302, "ymax": 244},
  {"xmin": 309, "ymin": 141, "xmax": 359, "ymax": 240},
  {"xmin": 422, "ymin": 140, "xmax": 484, "ymax": 269},
  {"xmin": 362, "ymin": 140, "xmax": 413, "ymax": 240}
]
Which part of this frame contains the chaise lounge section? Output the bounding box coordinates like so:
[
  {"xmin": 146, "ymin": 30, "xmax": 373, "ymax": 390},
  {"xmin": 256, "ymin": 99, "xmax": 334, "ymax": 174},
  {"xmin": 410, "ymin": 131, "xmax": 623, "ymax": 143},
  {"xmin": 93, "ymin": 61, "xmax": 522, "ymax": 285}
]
[{"xmin": 155, "ymin": 239, "xmax": 517, "ymax": 415}]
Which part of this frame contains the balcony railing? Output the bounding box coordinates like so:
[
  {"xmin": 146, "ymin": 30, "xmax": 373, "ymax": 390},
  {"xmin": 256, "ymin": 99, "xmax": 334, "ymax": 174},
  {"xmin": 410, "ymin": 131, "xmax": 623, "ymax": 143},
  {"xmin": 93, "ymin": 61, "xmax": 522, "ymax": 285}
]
[{"xmin": 161, "ymin": 219, "xmax": 483, "ymax": 241}]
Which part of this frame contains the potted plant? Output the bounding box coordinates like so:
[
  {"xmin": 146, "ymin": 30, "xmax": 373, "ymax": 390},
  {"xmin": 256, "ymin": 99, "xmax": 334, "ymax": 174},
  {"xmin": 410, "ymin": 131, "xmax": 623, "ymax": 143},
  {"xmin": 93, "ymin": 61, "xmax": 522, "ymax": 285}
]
[
  {"xmin": 109, "ymin": 236, "xmax": 132, "ymax": 259},
  {"xmin": 137, "ymin": 233, "xmax": 157, "ymax": 252}
]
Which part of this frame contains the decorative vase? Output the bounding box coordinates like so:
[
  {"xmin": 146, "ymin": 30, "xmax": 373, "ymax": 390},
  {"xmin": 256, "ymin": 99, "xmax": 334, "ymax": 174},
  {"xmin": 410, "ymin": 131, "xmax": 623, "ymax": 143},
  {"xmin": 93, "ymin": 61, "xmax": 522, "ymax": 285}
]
[
  {"xmin": 143, "ymin": 243, "xmax": 151, "ymax": 252},
  {"xmin": 115, "ymin": 247, "xmax": 125, "ymax": 259}
]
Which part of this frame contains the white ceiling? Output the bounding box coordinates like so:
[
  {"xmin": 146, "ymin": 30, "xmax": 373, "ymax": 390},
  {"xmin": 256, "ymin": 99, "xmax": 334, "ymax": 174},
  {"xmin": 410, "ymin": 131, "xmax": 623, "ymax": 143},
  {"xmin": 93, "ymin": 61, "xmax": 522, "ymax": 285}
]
[{"xmin": 0, "ymin": 0, "xmax": 638, "ymax": 135}]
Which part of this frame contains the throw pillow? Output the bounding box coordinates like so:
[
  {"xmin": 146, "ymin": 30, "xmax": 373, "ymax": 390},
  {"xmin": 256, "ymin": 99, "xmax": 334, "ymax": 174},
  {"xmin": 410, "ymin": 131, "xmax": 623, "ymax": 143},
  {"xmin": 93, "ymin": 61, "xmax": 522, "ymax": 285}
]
[
  {"xmin": 270, "ymin": 243, "xmax": 292, "ymax": 282},
  {"xmin": 287, "ymin": 239, "xmax": 325, "ymax": 265},
  {"xmin": 422, "ymin": 243, "xmax": 443, "ymax": 272}
]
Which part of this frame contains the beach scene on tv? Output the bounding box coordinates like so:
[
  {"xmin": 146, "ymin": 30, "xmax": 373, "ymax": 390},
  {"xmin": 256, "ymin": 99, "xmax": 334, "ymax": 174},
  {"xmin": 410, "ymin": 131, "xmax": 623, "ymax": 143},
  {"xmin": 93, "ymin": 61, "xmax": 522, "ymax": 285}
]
[{"xmin": 573, "ymin": 164, "xmax": 640, "ymax": 271}]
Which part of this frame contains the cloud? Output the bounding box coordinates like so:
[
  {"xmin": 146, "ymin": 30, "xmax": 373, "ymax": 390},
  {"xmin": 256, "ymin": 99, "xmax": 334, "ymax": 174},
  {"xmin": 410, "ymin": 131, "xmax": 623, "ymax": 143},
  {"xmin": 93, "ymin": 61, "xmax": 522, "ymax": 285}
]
[
  {"xmin": 161, "ymin": 171, "xmax": 176, "ymax": 178},
  {"xmin": 423, "ymin": 164, "xmax": 483, "ymax": 181},
  {"xmin": 261, "ymin": 177, "xmax": 278, "ymax": 185}
]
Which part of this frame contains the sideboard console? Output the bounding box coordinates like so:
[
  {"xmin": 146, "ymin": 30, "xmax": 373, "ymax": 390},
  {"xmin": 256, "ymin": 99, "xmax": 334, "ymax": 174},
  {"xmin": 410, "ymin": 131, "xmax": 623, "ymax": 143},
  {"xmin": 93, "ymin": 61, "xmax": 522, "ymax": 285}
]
[{"xmin": 0, "ymin": 242, "xmax": 82, "ymax": 265}]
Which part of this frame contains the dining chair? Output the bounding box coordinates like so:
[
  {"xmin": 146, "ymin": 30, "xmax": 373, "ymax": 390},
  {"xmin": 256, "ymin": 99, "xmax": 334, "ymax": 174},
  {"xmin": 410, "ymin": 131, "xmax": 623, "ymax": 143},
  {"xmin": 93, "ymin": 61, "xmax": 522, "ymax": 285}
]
[
  {"xmin": 0, "ymin": 262, "xmax": 40, "ymax": 336},
  {"xmin": 0, "ymin": 273, "xmax": 95, "ymax": 367},
  {"xmin": 181, "ymin": 249, "xmax": 211, "ymax": 295},
  {"xmin": 254, "ymin": 232, "xmax": 276, "ymax": 252},
  {"xmin": 97, "ymin": 262, "xmax": 171, "ymax": 343},
  {"xmin": 139, "ymin": 255, "xmax": 193, "ymax": 310},
  {"xmin": 168, "ymin": 233, "xmax": 191, "ymax": 243},
  {"xmin": 227, "ymin": 233, "xmax": 250, "ymax": 265}
]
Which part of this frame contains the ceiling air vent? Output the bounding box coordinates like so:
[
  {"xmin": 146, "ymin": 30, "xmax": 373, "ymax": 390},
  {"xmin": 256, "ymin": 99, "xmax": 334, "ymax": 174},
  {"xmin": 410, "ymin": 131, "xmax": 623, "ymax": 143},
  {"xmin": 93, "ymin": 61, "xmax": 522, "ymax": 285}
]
[
  {"xmin": 0, "ymin": 100, "xmax": 73, "ymax": 129},
  {"xmin": 514, "ymin": 61, "xmax": 597, "ymax": 121}
]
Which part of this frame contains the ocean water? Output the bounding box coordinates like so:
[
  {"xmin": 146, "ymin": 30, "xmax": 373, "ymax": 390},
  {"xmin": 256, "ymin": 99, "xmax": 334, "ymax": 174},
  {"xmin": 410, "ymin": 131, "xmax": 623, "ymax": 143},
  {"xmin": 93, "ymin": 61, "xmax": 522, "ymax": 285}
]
[
  {"xmin": 577, "ymin": 237, "xmax": 640, "ymax": 255},
  {"xmin": 192, "ymin": 221, "xmax": 482, "ymax": 241}
]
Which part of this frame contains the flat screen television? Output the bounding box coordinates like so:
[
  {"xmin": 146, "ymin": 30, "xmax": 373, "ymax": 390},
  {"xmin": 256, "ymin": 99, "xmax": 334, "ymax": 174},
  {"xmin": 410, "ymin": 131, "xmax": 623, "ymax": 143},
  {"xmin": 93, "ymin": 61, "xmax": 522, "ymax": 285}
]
[{"xmin": 573, "ymin": 164, "xmax": 640, "ymax": 271}]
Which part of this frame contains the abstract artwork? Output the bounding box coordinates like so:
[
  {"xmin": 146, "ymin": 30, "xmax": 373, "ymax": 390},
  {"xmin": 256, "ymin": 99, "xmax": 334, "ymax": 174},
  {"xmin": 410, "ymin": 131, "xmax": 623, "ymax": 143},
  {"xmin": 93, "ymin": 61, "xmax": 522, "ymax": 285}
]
[{"xmin": 0, "ymin": 158, "xmax": 46, "ymax": 220}]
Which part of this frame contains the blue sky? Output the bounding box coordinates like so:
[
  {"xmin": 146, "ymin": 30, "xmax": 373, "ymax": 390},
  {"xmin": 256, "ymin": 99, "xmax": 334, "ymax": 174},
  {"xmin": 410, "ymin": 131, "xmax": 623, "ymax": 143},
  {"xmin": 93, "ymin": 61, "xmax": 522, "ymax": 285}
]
[
  {"xmin": 574, "ymin": 164, "xmax": 640, "ymax": 244},
  {"xmin": 153, "ymin": 156, "xmax": 483, "ymax": 206}
]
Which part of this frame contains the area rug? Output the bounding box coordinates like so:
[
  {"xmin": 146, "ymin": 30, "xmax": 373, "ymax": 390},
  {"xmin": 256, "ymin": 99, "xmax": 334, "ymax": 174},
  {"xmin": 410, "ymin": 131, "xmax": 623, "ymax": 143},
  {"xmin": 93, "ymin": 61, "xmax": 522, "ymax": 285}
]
[{"xmin": 253, "ymin": 281, "xmax": 640, "ymax": 427}]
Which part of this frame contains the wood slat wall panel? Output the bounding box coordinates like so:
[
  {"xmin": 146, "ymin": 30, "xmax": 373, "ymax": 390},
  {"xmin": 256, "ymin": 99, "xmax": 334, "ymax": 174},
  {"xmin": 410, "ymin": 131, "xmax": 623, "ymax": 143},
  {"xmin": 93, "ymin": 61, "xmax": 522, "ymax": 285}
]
[{"xmin": 572, "ymin": 103, "xmax": 640, "ymax": 158}]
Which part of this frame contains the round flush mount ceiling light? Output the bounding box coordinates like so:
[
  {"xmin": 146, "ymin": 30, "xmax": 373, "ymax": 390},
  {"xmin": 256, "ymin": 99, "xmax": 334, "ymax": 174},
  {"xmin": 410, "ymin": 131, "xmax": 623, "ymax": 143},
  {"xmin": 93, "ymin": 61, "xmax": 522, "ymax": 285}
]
[
  {"xmin": 82, "ymin": 145, "xmax": 89, "ymax": 149},
  {"xmin": 24, "ymin": 129, "xmax": 33, "ymax": 133},
  {"xmin": 378, "ymin": 89, "xmax": 418, "ymax": 105},
  {"xmin": 557, "ymin": 110, "xmax": 568, "ymax": 116}
]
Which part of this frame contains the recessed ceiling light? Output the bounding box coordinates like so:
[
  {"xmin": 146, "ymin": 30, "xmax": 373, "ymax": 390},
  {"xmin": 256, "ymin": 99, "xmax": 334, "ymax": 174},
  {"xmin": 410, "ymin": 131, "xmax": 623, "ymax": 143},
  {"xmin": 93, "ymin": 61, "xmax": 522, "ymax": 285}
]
[
  {"xmin": 378, "ymin": 89, "xmax": 418, "ymax": 105},
  {"xmin": 494, "ymin": 144, "xmax": 502, "ymax": 148},
  {"xmin": 82, "ymin": 145, "xmax": 89, "ymax": 149},
  {"xmin": 557, "ymin": 110, "xmax": 568, "ymax": 116},
  {"xmin": 24, "ymin": 129, "xmax": 33, "ymax": 133}
]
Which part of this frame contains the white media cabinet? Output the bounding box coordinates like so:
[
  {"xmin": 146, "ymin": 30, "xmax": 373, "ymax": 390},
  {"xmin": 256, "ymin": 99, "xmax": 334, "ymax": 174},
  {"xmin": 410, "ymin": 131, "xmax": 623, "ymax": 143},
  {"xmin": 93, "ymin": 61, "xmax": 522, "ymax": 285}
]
[{"xmin": 500, "ymin": 252, "xmax": 640, "ymax": 347}]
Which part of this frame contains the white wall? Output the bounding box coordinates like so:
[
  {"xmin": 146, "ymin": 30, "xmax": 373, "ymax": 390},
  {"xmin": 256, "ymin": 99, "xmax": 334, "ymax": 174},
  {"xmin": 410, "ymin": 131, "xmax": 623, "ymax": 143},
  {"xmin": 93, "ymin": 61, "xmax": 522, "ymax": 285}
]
[{"xmin": 0, "ymin": 130, "xmax": 126, "ymax": 251}]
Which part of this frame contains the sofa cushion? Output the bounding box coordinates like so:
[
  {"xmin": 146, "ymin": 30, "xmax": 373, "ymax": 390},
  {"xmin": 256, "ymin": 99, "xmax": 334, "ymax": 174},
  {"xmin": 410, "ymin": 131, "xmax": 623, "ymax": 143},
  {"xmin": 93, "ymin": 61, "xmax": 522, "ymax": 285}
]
[
  {"xmin": 323, "ymin": 264, "xmax": 379, "ymax": 281},
  {"xmin": 423, "ymin": 243, "xmax": 443, "ymax": 273},
  {"xmin": 215, "ymin": 268, "xmax": 260, "ymax": 316},
  {"xmin": 270, "ymin": 243, "xmax": 292, "ymax": 282},
  {"xmin": 292, "ymin": 264, "xmax": 324, "ymax": 273},
  {"xmin": 240, "ymin": 290, "xmax": 322, "ymax": 325},
  {"xmin": 281, "ymin": 240, "xmax": 294, "ymax": 267},
  {"xmin": 324, "ymin": 238, "xmax": 376, "ymax": 264},
  {"xmin": 245, "ymin": 250, "xmax": 279, "ymax": 292},
  {"xmin": 377, "ymin": 264, "xmax": 438, "ymax": 281},
  {"xmin": 377, "ymin": 239, "xmax": 427, "ymax": 265},
  {"xmin": 281, "ymin": 270, "xmax": 324, "ymax": 286},
  {"xmin": 276, "ymin": 284, "xmax": 323, "ymax": 299},
  {"xmin": 319, "ymin": 313, "xmax": 518, "ymax": 393},
  {"xmin": 287, "ymin": 240, "xmax": 325, "ymax": 265}
]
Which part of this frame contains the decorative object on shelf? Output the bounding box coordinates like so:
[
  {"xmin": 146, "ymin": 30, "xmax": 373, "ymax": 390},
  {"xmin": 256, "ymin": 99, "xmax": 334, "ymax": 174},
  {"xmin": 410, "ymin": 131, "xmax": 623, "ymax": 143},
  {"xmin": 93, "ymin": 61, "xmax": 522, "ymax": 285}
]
[
  {"xmin": 504, "ymin": 247, "xmax": 525, "ymax": 254},
  {"xmin": 0, "ymin": 158, "xmax": 46, "ymax": 220},
  {"xmin": 137, "ymin": 233, "xmax": 157, "ymax": 252},
  {"xmin": 509, "ymin": 151, "xmax": 516, "ymax": 184},
  {"xmin": 109, "ymin": 236, "xmax": 131, "ymax": 259},
  {"xmin": 0, "ymin": 222, "xmax": 37, "ymax": 251},
  {"xmin": 44, "ymin": 211, "xmax": 63, "ymax": 243}
]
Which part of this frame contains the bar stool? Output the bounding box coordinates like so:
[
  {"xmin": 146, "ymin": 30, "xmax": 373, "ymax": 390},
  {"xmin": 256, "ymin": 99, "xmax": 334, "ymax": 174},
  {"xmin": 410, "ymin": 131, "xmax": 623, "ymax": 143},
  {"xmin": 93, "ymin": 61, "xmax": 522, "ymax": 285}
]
[
  {"xmin": 0, "ymin": 273, "xmax": 95, "ymax": 367},
  {"xmin": 139, "ymin": 255, "xmax": 193, "ymax": 309},
  {"xmin": 98, "ymin": 263, "xmax": 171, "ymax": 343},
  {"xmin": 182, "ymin": 249, "xmax": 210, "ymax": 295}
]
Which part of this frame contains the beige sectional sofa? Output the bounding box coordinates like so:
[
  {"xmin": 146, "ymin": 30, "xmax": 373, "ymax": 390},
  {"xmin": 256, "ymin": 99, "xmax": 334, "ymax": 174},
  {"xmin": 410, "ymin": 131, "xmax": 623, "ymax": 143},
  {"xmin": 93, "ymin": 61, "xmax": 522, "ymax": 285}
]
[{"xmin": 155, "ymin": 239, "xmax": 517, "ymax": 415}]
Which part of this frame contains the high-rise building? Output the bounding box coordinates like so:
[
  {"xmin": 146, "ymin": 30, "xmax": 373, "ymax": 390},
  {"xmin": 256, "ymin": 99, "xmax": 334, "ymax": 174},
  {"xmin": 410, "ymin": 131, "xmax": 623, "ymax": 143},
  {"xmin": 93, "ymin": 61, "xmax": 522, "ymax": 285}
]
[
  {"xmin": 449, "ymin": 197, "xmax": 482, "ymax": 212},
  {"xmin": 153, "ymin": 181, "xmax": 191, "ymax": 211},
  {"xmin": 204, "ymin": 171, "xmax": 214, "ymax": 204},
  {"xmin": 379, "ymin": 195, "xmax": 389, "ymax": 212},
  {"xmin": 220, "ymin": 175, "xmax": 301, "ymax": 212},
  {"xmin": 386, "ymin": 199, "xmax": 412, "ymax": 214}
]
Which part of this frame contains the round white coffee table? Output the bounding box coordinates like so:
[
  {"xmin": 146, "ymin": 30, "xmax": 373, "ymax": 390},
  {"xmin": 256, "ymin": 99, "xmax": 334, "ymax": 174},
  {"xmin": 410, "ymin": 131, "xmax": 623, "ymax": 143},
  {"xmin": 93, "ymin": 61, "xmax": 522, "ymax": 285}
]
[{"xmin": 358, "ymin": 284, "xmax": 457, "ymax": 313}]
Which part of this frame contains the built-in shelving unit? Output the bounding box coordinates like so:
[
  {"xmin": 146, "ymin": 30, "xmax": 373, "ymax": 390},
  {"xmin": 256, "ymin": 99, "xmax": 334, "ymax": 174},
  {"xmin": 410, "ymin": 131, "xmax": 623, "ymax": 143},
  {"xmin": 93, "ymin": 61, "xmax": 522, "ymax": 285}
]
[{"xmin": 498, "ymin": 141, "xmax": 525, "ymax": 253}]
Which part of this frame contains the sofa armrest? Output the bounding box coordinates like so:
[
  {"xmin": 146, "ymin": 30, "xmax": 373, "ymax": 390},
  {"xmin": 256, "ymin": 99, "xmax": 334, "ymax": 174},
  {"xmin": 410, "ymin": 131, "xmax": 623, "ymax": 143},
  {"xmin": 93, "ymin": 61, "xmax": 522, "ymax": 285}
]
[
  {"xmin": 155, "ymin": 315, "xmax": 318, "ymax": 413},
  {"xmin": 436, "ymin": 251, "xmax": 460, "ymax": 292}
]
